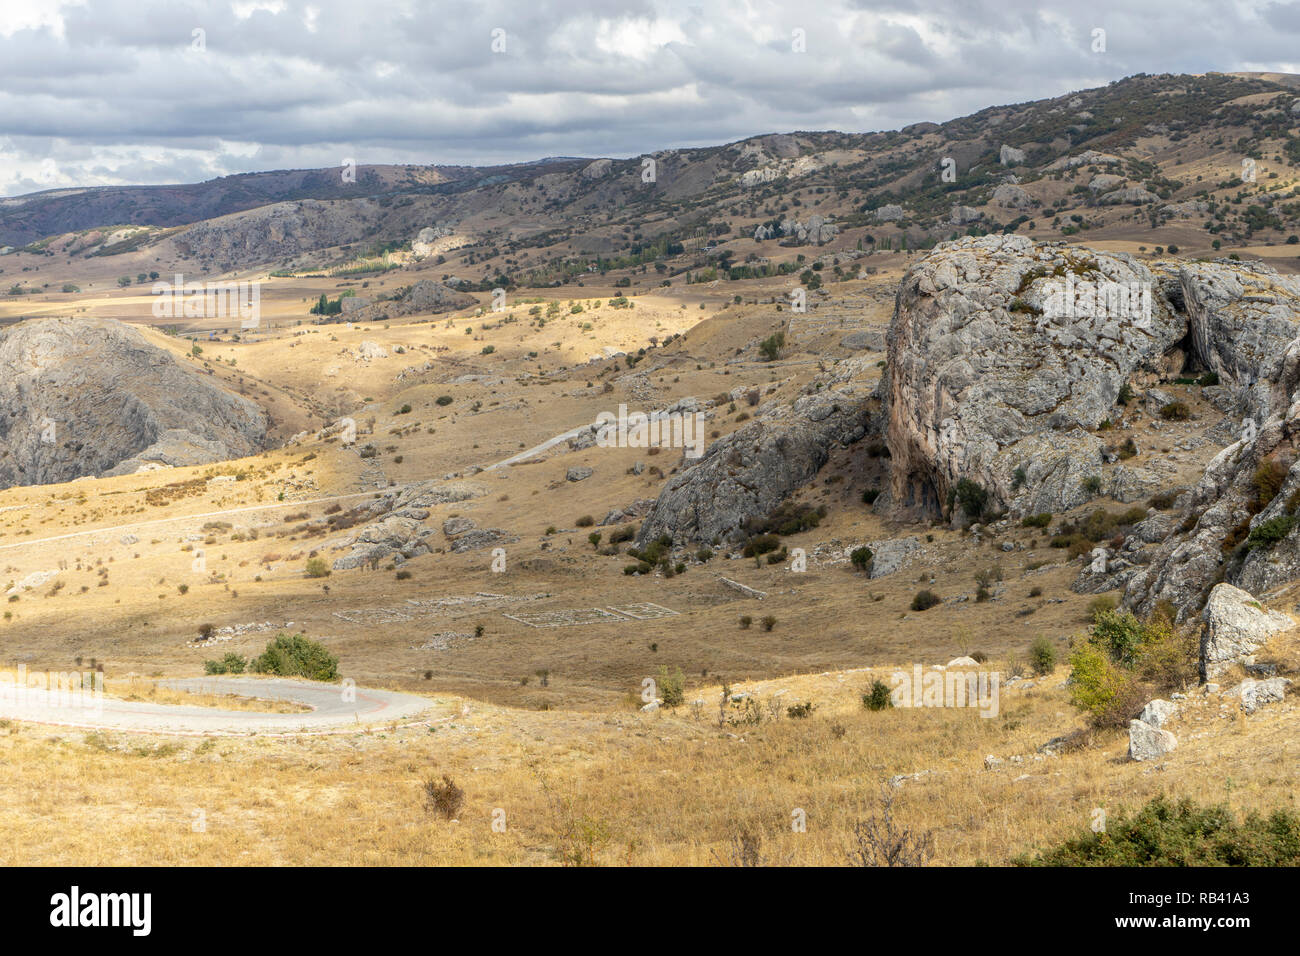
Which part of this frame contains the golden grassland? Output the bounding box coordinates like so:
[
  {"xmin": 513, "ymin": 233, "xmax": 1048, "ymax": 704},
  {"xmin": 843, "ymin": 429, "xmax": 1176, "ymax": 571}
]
[
  {"xmin": 0, "ymin": 188, "xmax": 1295, "ymax": 863},
  {"xmin": 0, "ymin": 656, "xmax": 1295, "ymax": 866}
]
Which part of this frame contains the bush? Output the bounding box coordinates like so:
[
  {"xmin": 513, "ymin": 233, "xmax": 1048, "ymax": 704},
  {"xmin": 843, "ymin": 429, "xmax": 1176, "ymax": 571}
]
[
  {"xmin": 743, "ymin": 501, "xmax": 825, "ymax": 537},
  {"xmin": 1248, "ymin": 514, "xmax": 1297, "ymax": 549},
  {"xmin": 1148, "ymin": 490, "xmax": 1179, "ymax": 510},
  {"xmin": 1081, "ymin": 475, "xmax": 1103, "ymax": 495},
  {"xmin": 954, "ymin": 478, "xmax": 990, "ymax": 521},
  {"xmin": 1028, "ymin": 636, "xmax": 1057, "ymax": 676},
  {"xmin": 1015, "ymin": 796, "xmax": 1300, "ymax": 866},
  {"xmin": 1088, "ymin": 594, "xmax": 1118, "ymax": 621},
  {"xmin": 786, "ymin": 701, "xmax": 815, "ymax": 719},
  {"xmin": 1253, "ymin": 459, "xmax": 1287, "ymax": 508},
  {"xmin": 435, "ymin": 395, "xmax": 454, "ymax": 406},
  {"xmin": 305, "ymin": 558, "xmax": 331, "ymax": 578},
  {"xmin": 1068, "ymin": 609, "xmax": 1193, "ymax": 729},
  {"xmin": 1159, "ymin": 401, "xmax": 1190, "ymax": 421},
  {"xmin": 911, "ymin": 589, "xmax": 941, "ymax": 612},
  {"xmin": 575, "ymin": 515, "xmax": 595, "ymax": 527},
  {"xmin": 424, "ymin": 775, "xmax": 465, "ymax": 820},
  {"xmin": 251, "ymin": 633, "xmax": 339, "ymax": 681},
  {"xmin": 742, "ymin": 533, "xmax": 781, "ymax": 557},
  {"xmin": 861, "ymin": 488, "xmax": 881, "ymax": 505},
  {"xmin": 204, "ymin": 653, "xmax": 247, "ymax": 675},
  {"xmin": 758, "ymin": 331, "xmax": 785, "ymax": 361},
  {"xmin": 1021, "ymin": 513, "xmax": 1052, "ymax": 528},
  {"xmin": 862, "ymin": 679, "xmax": 894, "ymax": 711},
  {"xmin": 761, "ymin": 615, "xmax": 777, "ymax": 632},
  {"xmin": 850, "ymin": 546, "xmax": 874, "ymax": 572},
  {"xmin": 657, "ymin": 666, "xmax": 685, "ymax": 708}
]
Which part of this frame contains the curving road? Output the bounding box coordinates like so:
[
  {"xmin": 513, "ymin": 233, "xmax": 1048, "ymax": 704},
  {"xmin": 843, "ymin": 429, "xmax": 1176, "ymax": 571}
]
[{"xmin": 0, "ymin": 676, "xmax": 443, "ymax": 736}]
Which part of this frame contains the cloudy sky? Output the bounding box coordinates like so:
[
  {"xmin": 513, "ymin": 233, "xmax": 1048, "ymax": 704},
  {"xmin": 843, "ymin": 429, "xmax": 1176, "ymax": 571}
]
[{"xmin": 2, "ymin": 0, "xmax": 1299, "ymax": 196}]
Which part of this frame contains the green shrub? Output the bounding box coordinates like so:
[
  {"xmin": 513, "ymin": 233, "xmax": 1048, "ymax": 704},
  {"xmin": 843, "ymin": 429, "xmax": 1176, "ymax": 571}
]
[
  {"xmin": 862, "ymin": 679, "xmax": 894, "ymax": 711},
  {"xmin": 861, "ymin": 488, "xmax": 881, "ymax": 505},
  {"xmin": 1015, "ymin": 796, "xmax": 1300, "ymax": 866},
  {"xmin": 657, "ymin": 666, "xmax": 685, "ymax": 708},
  {"xmin": 251, "ymin": 633, "xmax": 339, "ymax": 681},
  {"xmin": 575, "ymin": 515, "xmax": 595, "ymax": 527},
  {"xmin": 742, "ymin": 533, "xmax": 781, "ymax": 557},
  {"xmin": 786, "ymin": 701, "xmax": 815, "ymax": 719},
  {"xmin": 911, "ymin": 589, "xmax": 941, "ymax": 612},
  {"xmin": 850, "ymin": 546, "xmax": 874, "ymax": 572},
  {"xmin": 435, "ymin": 395, "xmax": 453, "ymax": 406},
  {"xmin": 1028, "ymin": 636, "xmax": 1057, "ymax": 676},
  {"xmin": 744, "ymin": 501, "xmax": 825, "ymax": 537},
  {"xmin": 758, "ymin": 331, "xmax": 785, "ymax": 361},
  {"xmin": 1159, "ymin": 401, "xmax": 1190, "ymax": 421},
  {"xmin": 1247, "ymin": 514, "xmax": 1296, "ymax": 549},
  {"xmin": 204, "ymin": 652, "xmax": 247, "ymax": 675},
  {"xmin": 1021, "ymin": 513, "xmax": 1052, "ymax": 528},
  {"xmin": 305, "ymin": 558, "xmax": 331, "ymax": 578},
  {"xmin": 954, "ymin": 478, "xmax": 990, "ymax": 521}
]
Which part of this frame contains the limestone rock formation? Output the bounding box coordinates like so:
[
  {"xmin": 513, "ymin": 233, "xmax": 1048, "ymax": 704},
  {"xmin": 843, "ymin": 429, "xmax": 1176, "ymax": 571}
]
[
  {"xmin": 882, "ymin": 236, "xmax": 1182, "ymax": 521},
  {"xmin": 0, "ymin": 316, "xmax": 266, "ymax": 488},
  {"xmin": 634, "ymin": 358, "xmax": 876, "ymax": 546},
  {"xmin": 1198, "ymin": 583, "xmax": 1293, "ymax": 678}
]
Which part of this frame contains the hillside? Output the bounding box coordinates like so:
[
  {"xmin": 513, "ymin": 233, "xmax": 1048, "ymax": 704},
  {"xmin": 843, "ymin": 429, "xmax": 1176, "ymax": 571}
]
[{"xmin": 0, "ymin": 72, "xmax": 1298, "ymax": 868}]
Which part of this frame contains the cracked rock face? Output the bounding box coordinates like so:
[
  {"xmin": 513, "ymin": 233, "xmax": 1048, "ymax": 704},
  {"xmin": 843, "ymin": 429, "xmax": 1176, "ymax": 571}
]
[
  {"xmin": 634, "ymin": 357, "xmax": 877, "ymax": 546},
  {"xmin": 0, "ymin": 316, "xmax": 266, "ymax": 488},
  {"xmin": 1125, "ymin": 333, "xmax": 1300, "ymax": 621},
  {"xmin": 882, "ymin": 235, "xmax": 1183, "ymax": 521}
]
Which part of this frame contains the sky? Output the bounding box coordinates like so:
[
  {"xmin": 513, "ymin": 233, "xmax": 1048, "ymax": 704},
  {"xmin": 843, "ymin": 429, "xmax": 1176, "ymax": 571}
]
[{"xmin": 2, "ymin": 0, "xmax": 1299, "ymax": 197}]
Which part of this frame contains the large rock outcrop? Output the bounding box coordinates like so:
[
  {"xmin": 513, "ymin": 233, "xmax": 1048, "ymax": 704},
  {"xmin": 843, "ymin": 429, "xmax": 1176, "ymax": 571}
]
[
  {"xmin": 0, "ymin": 316, "xmax": 266, "ymax": 488},
  {"xmin": 1124, "ymin": 322, "xmax": 1300, "ymax": 619},
  {"xmin": 633, "ymin": 358, "xmax": 876, "ymax": 546},
  {"xmin": 883, "ymin": 235, "xmax": 1183, "ymax": 521}
]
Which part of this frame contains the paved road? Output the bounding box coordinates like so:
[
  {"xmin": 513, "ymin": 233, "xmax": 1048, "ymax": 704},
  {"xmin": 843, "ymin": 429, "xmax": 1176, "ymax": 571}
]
[{"xmin": 0, "ymin": 676, "xmax": 442, "ymax": 736}]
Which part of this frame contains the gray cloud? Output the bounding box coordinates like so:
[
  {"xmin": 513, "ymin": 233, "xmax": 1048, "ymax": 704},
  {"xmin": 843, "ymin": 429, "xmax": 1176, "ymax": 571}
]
[{"xmin": 1, "ymin": 0, "xmax": 1298, "ymax": 196}]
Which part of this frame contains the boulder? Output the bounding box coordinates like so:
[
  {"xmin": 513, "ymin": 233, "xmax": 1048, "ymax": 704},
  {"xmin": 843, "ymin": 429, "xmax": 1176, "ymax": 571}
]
[
  {"xmin": 999, "ymin": 145, "xmax": 1026, "ymax": 166},
  {"xmin": 1199, "ymin": 584, "xmax": 1293, "ymax": 678},
  {"xmin": 1128, "ymin": 719, "xmax": 1177, "ymax": 761},
  {"xmin": 991, "ymin": 184, "xmax": 1033, "ymax": 209},
  {"xmin": 442, "ymin": 516, "xmax": 477, "ymax": 537},
  {"xmin": 866, "ymin": 536, "xmax": 921, "ymax": 578},
  {"xmin": 1225, "ymin": 677, "xmax": 1290, "ymax": 714},
  {"xmin": 1137, "ymin": 698, "xmax": 1177, "ymax": 728},
  {"xmin": 566, "ymin": 466, "xmax": 593, "ymax": 482}
]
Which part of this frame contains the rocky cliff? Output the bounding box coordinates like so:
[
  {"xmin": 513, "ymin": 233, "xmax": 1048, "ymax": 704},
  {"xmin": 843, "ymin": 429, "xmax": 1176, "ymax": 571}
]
[{"xmin": 0, "ymin": 316, "xmax": 267, "ymax": 488}]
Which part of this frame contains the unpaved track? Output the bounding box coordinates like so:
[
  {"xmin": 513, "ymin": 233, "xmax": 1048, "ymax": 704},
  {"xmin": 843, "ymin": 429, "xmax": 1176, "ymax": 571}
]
[{"xmin": 0, "ymin": 676, "xmax": 443, "ymax": 736}]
